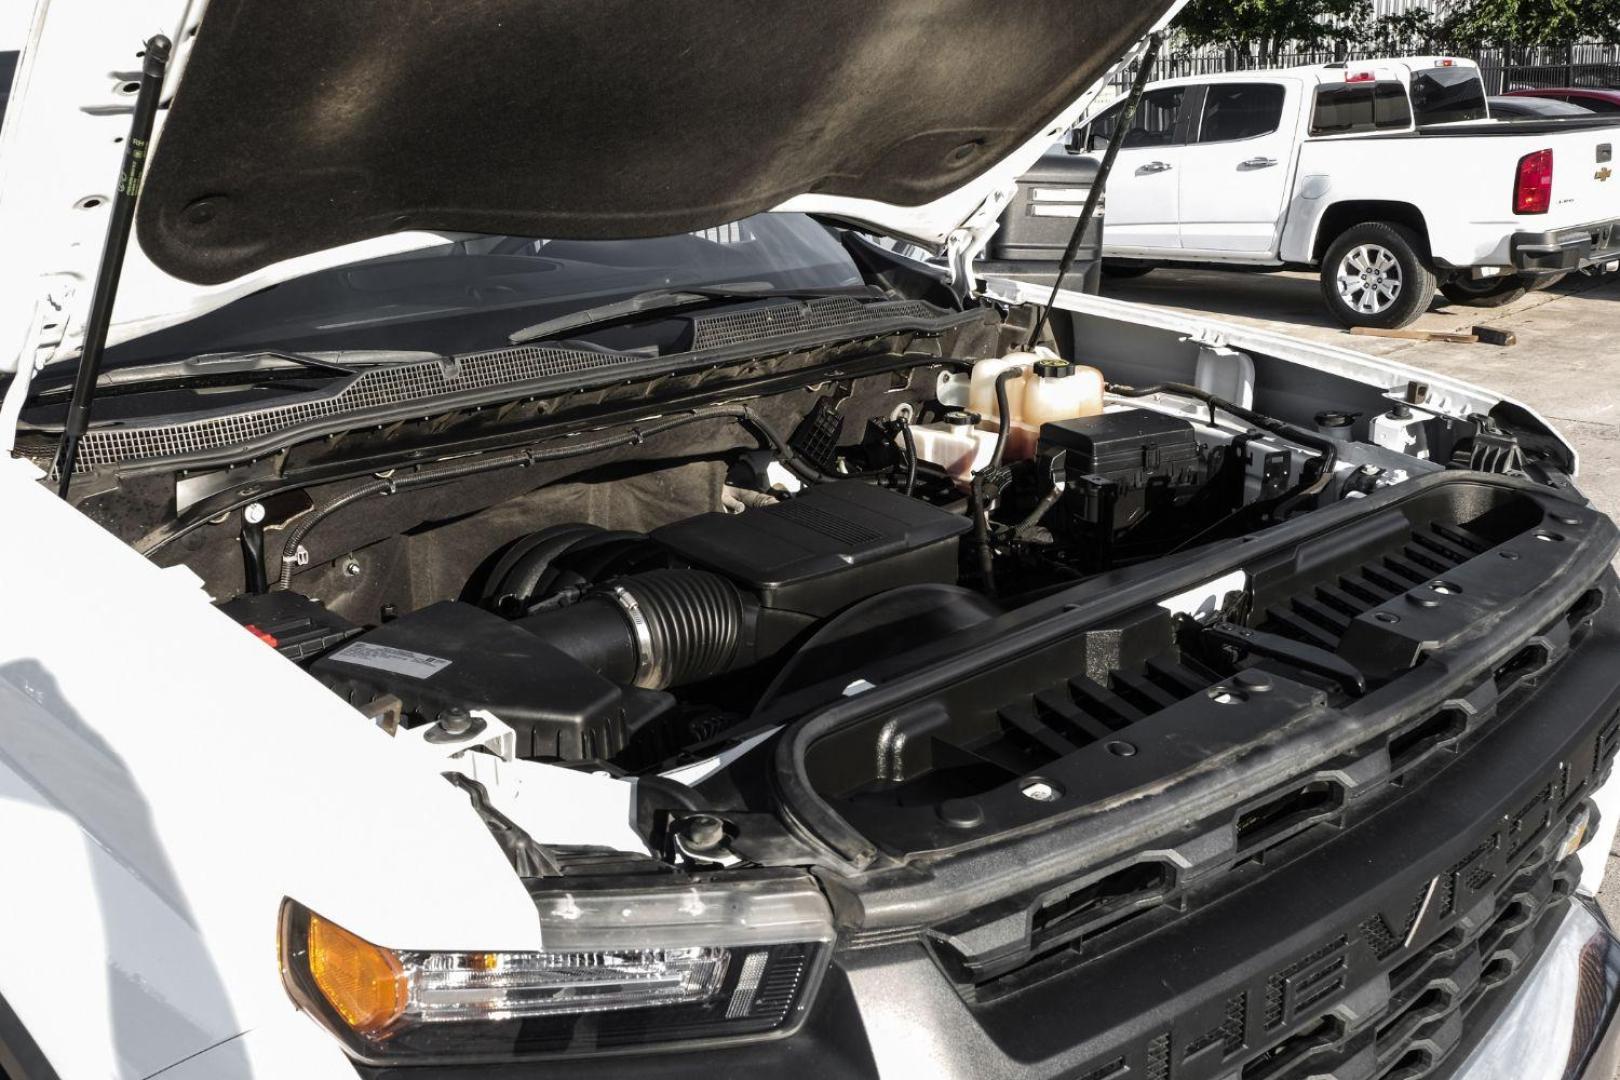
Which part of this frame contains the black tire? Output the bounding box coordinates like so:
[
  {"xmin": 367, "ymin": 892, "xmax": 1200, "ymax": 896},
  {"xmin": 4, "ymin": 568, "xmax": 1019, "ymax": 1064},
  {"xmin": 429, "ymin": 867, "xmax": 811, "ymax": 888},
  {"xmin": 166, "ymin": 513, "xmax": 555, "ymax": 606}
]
[
  {"xmin": 1320, "ymin": 222, "xmax": 1437, "ymax": 329},
  {"xmin": 1440, "ymin": 274, "xmax": 1532, "ymax": 308},
  {"xmin": 1529, "ymin": 271, "xmax": 1569, "ymax": 292},
  {"xmin": 1101, "ymin": 259, "xmax": 1155, "ymax": 279}
]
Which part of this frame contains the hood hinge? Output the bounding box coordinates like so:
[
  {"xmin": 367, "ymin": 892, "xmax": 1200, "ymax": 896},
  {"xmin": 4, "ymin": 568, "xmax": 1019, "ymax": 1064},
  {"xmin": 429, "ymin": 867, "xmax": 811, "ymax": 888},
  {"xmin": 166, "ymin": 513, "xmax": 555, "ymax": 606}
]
[
  {"xmin": 0, "ymin": 283, "xmax": 77, "ymax": 455},
  {"xmin": 946, "ymin": 181, "xmax": 1020, "ymax": 297}
]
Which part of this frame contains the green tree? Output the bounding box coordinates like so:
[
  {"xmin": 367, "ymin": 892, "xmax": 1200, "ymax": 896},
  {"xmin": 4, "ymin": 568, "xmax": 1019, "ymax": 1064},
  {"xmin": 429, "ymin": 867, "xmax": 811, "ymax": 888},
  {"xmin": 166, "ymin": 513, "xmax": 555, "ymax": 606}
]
[
  {"xmin": 1176, "ymin": 0, "xmax": 1364, "ymax": 66},
  {"xmin": 1439, "ymin": 0, "xmax": 1620, "ymax": 48},
  {"xmin": 1361, "ymin": 9, "xmax": 1441, "ymax": 55}
]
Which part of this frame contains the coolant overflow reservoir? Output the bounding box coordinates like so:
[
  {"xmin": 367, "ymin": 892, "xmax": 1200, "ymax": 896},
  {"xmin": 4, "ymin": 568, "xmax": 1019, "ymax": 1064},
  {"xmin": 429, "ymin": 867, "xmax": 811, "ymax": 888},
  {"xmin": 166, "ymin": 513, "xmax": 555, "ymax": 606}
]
[
  {"xmin": 1023, "ymin": 357, "xmax": 1104, "ymax": 427},
  {"xmin": 967, "ymin": 350, "xmax": 1043, "ymax": 428},
  {"xmin": 1011, "ymin": 357, "xmax": 1105, "ymax": 460}
]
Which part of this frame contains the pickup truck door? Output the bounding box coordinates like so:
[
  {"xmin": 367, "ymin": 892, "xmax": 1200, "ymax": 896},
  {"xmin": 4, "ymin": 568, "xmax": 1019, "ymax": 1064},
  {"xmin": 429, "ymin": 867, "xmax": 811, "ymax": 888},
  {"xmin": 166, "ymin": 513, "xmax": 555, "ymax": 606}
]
[
  {"xmin": 1083, "ymin": 87, "xmax": 1190, "ymax": 252},
  {"xmin": 1177, "ymin": 81, "xmax": 1299, "ymax": 254}
]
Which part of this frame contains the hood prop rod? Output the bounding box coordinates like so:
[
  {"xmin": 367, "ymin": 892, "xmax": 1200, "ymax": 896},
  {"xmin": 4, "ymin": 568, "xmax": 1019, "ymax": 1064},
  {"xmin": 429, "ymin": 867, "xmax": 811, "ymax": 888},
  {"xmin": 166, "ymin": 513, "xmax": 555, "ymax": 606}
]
[
  {"xmin": 53, "ymin": 35, "xmax": 172, "ymax": 498},
  {"xmin": 1024, "ymin": 31, "xmax": 1163, "ymax": 351}
]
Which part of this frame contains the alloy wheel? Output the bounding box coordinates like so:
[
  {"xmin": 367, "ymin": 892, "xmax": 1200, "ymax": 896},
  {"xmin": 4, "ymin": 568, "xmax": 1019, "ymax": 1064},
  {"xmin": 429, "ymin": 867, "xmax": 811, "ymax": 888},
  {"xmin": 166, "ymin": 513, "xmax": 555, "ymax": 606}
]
[{"xmin": 1335, "ymin": 244, "xmax": 1403, "ymax": 315}]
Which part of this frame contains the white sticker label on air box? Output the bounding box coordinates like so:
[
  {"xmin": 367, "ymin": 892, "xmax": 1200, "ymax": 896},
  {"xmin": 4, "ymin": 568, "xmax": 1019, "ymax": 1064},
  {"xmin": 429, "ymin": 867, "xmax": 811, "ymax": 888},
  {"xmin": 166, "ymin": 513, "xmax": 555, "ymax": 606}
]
[{"xmin": 331, "ymin": 642, "xmax": 452, "ymax": 679}]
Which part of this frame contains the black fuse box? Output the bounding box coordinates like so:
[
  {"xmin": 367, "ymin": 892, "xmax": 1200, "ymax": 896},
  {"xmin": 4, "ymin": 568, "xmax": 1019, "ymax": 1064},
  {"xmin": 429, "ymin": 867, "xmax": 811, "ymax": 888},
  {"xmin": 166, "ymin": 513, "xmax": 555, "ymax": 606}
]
[
  {"xmin": 1040, "ymin": 409, "xmax": 1201, "ymax": 488},
  {"xmin": 1039, "ymin": 410, "xmax": 1209, "ymax": 565}
]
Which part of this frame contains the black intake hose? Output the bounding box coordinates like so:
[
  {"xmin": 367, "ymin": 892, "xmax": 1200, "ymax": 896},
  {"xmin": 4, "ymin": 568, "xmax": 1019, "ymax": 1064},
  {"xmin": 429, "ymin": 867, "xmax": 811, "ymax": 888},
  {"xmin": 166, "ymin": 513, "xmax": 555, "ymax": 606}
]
[{"xmin": 519, "ymin": 569, "xmax": 749, "ymax": 691}]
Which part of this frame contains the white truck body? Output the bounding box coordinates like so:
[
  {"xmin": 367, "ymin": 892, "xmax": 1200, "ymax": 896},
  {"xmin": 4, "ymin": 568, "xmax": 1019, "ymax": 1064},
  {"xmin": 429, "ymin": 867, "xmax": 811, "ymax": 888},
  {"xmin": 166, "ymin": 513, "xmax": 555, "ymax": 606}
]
[
  {"xmin": 1081, "ymin": 58, "xmax": 1620, "ymax": 325},
  {"xmin": 6, "ymin": 8, "xmax": 1620, "ymax": 1079}
]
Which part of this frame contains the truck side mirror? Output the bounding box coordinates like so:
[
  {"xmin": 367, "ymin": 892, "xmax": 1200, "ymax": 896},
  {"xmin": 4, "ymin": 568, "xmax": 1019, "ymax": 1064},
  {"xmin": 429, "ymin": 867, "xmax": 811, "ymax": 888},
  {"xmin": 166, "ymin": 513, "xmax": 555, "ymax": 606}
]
[{"xmin": 1066, "ymin": 126, "xmax": 1086, "ymax": 154}]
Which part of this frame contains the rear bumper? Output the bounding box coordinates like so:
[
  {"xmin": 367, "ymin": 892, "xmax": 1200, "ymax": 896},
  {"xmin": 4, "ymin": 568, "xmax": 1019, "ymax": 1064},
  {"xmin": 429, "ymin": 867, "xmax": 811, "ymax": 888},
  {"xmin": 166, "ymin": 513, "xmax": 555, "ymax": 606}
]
[
  {"xmin": 1511, "ymin": 218, "xmax": 1620, "ymax": 273},
  {"xmin": 1453, "ymin": 896, "xmax": 1620, "ymax": 1080}
]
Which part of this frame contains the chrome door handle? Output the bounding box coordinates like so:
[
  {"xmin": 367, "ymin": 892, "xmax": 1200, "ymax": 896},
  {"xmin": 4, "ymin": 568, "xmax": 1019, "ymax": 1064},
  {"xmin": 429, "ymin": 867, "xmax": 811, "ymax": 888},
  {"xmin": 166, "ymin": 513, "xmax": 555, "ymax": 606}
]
[
  {"xmin": 1140, "ymin": 161, "xmax": 1173, "ymax": 173},
  {"xmin": 1241, "ymin": 156, "xmax": 1279, "ymax": 168}
]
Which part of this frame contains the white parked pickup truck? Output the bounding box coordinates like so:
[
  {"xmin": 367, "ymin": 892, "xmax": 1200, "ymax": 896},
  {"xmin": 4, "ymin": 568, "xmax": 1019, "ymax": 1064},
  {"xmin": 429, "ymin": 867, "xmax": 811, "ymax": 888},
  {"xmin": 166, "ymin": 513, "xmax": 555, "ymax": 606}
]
[{"xmin": 1075, "ymin": 57, "xmax": 1620, "ymax": 327}]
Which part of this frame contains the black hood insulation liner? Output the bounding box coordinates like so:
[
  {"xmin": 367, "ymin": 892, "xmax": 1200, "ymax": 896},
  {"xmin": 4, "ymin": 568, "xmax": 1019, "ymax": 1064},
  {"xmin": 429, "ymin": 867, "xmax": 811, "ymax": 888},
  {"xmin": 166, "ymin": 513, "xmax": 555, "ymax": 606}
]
[{"xmin": 138, "ymin": 0, "xmax": 1176, "ymax": 283}]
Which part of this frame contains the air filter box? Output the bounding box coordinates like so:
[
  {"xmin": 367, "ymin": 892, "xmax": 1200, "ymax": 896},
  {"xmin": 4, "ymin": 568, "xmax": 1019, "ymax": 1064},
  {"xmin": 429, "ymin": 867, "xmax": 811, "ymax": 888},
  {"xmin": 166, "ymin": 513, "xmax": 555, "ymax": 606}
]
[
  {"xmin": 312, "ymin": 602, "xmax": 667, "ymax": 761},
  {"xmin": 650, "ymin": 480, "xmax": 971, "ymax": 619}
]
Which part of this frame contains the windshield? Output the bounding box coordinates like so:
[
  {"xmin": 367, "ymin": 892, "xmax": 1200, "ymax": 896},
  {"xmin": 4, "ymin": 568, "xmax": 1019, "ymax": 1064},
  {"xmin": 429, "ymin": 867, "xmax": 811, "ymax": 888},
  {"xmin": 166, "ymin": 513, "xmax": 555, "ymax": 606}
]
[
  {"xmin": 1410, "ymin": 67, "xmax": 1488, "ymax": 126},
  {"xmin": 106, "ymin": 213, "xmax": 865, "ymax": 366}
]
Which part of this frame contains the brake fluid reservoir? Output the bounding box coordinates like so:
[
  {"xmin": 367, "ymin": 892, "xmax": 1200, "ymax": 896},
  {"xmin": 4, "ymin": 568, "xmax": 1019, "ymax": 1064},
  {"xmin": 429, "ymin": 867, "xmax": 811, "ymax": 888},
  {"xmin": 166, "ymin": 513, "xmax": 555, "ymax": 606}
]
[{"xmin": 1010, "ymin": 357, "xmax": 1105, "ymax": 459}]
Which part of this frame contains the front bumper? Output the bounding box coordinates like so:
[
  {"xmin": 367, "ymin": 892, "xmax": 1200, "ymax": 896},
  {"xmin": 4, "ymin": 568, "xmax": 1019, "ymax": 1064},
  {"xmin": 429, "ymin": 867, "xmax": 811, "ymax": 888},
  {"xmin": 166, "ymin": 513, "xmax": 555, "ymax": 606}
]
[
  {"xmin": 350, "ymin": 520, "xmax": 1620, "ymax": 1080},
  {"xmin": 1511, "ymin": 218, "xmax": 1620, "ymax": 273},
  {"xmin": 1453, "ymin": 897, "xmax": 1620, "ymax": 1080}
]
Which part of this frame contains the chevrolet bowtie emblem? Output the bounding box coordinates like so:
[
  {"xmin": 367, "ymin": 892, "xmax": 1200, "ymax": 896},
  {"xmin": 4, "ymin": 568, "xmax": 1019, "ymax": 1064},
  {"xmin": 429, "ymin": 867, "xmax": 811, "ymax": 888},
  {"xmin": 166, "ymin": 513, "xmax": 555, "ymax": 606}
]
[{"xmin": 1600, "ymin": 166, "xmax": 1615, "ymax": 182}]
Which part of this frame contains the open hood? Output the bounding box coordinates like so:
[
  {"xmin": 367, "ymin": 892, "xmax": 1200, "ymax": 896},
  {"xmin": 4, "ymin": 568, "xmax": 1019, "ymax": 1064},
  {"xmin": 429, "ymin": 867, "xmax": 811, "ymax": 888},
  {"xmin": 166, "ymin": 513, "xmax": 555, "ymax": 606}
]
[{"xmin": 0, "ymin": 0, "xmax": 1182, "ymax": 374}]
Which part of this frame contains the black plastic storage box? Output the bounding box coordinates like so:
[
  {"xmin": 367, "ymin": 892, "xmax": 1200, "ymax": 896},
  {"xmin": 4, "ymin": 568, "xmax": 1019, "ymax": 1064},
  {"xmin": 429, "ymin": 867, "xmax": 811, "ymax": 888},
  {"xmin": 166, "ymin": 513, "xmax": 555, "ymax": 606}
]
[{"xmin": 980, "ymin": 148, "xmax": 1104, "ymax": 291}]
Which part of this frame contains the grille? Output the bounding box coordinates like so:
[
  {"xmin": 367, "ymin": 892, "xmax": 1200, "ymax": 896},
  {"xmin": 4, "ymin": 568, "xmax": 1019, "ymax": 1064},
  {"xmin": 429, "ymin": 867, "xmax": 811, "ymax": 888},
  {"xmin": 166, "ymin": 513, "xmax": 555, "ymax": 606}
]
[
  {"xmin": 1033, "ymin": 691, "xmax": 1616, "ymax": 1080},
  {"xmin": 1186, "ymin": 993, "xmax": 1247, "ymax": 1058},
  {"xmin": 1077, "ymin": 1057, "xmax": 1127, "ymax": 1080},
  {"xmin": 1247, "ymin": 844, "xmax": 1580, "ymax": 1080},
  {"xmin": 1145, "ymin": 1033, "xmax": 1172, "ymax": 1080}
]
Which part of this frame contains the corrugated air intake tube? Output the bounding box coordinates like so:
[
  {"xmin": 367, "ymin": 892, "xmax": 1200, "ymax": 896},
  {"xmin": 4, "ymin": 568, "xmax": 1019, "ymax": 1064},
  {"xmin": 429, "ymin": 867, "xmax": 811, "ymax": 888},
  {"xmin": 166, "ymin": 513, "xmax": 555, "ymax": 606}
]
[{"xmin": 518, "ymin": 569, "xmax": 748, "ymax": 691}]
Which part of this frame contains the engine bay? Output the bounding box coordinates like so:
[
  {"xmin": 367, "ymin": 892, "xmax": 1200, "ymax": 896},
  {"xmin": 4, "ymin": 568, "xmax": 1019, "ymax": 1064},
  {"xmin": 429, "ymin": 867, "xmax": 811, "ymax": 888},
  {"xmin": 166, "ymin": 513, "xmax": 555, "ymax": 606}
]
[{"xmin": 176, "ymin": 327, "xmax": 1560, "ymax": 812}]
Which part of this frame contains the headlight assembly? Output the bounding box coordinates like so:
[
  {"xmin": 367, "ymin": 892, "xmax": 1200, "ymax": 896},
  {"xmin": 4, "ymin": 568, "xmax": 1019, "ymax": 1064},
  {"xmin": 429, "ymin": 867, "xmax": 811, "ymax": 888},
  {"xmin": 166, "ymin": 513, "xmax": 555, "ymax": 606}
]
[{"xmin": 280, "ymin": 872, "xmax": 835, "ymax": 1063}]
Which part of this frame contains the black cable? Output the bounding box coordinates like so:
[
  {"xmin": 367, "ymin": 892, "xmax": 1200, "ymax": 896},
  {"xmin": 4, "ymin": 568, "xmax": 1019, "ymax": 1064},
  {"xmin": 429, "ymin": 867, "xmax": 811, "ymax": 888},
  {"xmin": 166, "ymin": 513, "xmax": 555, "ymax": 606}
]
[
  {"xmin": 271, "ymin": 405, "xmax": 834, "ymax": 589},
  {"xmin": 969, "ymin": 480, "xmax": 997, "ymax": 593},
  {"xmin": 1106, "ymin": 382, "xmax": 1338, "ymax": 520},
  {"xmin": 897, "ymin": 417, "xmax": 918, "ymax": 497},
  {"xmin": 989, "ymin": 369, "xmax": 1018, "ymax": 469},
  {"xmin": 276, "ymin": 479, "xmax": 392, "ymax": 589},
  {"xmin": 1014, "ymin": 487, "xmax": 1064, "ymax": 537}
]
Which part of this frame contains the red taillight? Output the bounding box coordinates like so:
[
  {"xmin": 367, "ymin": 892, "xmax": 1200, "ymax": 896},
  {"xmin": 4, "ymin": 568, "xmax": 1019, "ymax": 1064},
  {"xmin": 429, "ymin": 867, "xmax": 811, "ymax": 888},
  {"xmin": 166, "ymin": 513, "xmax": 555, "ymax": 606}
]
[
  {"xmin": 1346, "ymin": 70, "xmax": 1376, "ymax": 83},
  {"xmin": 1514, "ymin": 149, "xmax": 1553, "ymax": 214}
]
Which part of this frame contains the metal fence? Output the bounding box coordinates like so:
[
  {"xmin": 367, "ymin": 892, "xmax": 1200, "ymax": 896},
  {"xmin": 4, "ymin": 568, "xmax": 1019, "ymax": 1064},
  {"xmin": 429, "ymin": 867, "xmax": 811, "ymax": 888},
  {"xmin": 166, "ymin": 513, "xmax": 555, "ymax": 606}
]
[{"xmin": 1106, "ymin": 41, "xmax": 1620, "ymax": 96}]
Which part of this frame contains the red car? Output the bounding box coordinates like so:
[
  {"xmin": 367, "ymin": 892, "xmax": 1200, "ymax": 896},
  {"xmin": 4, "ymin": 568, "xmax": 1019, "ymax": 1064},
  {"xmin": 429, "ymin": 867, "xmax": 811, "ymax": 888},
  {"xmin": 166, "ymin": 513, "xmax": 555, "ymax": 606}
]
[{"xmin": 1505, "ymin": 87, "xmax": 1620, "ymax": 113}]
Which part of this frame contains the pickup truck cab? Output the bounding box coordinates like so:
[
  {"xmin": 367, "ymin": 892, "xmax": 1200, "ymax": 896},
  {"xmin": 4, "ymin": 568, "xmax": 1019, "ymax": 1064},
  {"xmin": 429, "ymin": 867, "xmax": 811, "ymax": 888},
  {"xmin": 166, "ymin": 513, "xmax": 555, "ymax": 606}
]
[{"xmin": 1077, "ymin": 58, "xmax": 1620, "ymax": 327}]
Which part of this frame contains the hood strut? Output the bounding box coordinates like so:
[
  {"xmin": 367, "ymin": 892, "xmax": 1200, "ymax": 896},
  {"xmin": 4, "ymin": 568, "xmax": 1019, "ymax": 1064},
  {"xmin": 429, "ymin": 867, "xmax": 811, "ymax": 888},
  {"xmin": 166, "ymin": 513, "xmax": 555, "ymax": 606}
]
[
  {"xmin": 1025, "ymin": 32, "xmax": 1164, "ymax": 350},
  {"xmin": 53, "ymin": 34, "xmax": 172, "ymax": 497}
]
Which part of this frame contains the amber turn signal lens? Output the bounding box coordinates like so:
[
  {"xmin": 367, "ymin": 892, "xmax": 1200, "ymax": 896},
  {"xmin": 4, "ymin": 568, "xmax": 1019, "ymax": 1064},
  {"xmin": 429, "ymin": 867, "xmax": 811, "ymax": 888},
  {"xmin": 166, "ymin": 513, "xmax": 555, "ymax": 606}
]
[{"xmin": 306, "ymin": 913, "xmax": 408, "ymax": 1036}]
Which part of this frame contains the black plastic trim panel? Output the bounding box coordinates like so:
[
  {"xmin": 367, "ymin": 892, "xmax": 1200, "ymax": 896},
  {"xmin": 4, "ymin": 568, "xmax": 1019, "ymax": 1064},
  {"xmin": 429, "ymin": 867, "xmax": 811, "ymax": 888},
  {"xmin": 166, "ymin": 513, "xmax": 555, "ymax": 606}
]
[
  {"xmin": 23, "ymin": 298, "xmax": 971, "ymax": 474},
  {"xmin": 353, "ymin": 577, "xmax": 1620, "ymax": 1080}
]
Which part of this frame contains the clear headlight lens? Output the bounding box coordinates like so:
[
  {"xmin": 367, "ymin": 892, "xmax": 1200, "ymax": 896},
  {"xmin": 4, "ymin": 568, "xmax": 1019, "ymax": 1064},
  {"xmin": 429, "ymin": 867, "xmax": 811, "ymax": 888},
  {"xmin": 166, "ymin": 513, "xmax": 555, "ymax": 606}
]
[{"xmin": 281, "ymin": 873, "xmax": 835, "ymax": 1063}]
